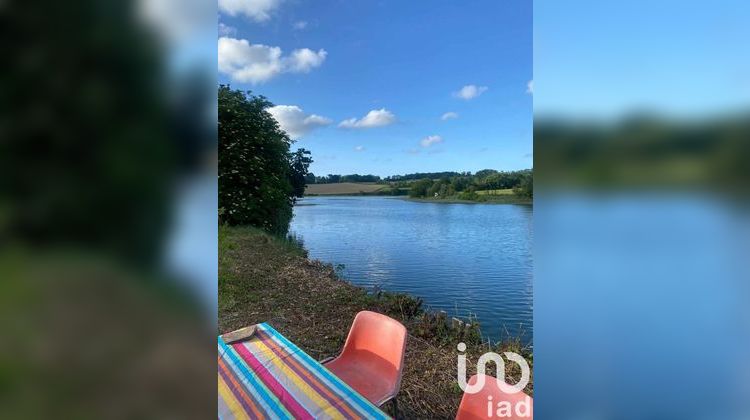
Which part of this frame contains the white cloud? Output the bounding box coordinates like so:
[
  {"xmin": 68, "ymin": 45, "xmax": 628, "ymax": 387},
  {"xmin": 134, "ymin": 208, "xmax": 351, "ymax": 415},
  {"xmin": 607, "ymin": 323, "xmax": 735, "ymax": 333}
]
[
  {"xmin": 284, "ymin": 48, "xmax": 327, "ymax": 73},
  {"xmin": 527, "ymin": 80, "xmax": 533, "ymax": 94},
  {"xmin": 420, "ymin": 135, "xmax": 443, "ymax": 147},
  {"xmin": 218, "ymin": 0, "xmax": 282, "ymax": 22},
  {"xmin": 292, "ymin": 20, "xmax": 308, "ymax": 30},
  {"xmin": 441, "ymin": 111, "xmax": 459, "ymax": 121},
  {"xmin": 219, "ymin": 37, "xmax": 283, "ymax": 83},
  {"xmin": 338, "ymin": 108, "xmax": 396, "ymax": 129},
  {"xmin": 218, "ymin": 22, "xmax": 237, "ymax": 36},
  {"xmin": 218, "ymin": 37, "xmax": 326, "ymax": 83},
  {"xmin": 138, "ymin": 0, "xmax": 213, "ymax": 43},
  {"xmin": 266, "ymin": 105, "xmax": 331, "ymax": 138},
  {"xmin": 218, "ymin": 38, "xmax": 282, "ymax": 83},
  {"xmin": 454, "ymin": 84, "xmax": 488, "ymax": 100},
  {"xmin": 354, "ymin": 145, "xmax": 365, "ymax": 152}
]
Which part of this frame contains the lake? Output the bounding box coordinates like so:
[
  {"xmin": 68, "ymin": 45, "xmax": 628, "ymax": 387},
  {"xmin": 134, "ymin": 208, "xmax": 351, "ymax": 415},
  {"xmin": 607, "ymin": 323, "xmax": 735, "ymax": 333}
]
[
  {"xmin": 533, "ymin": 193, "xmax": 750, "ymax": 418},
  {"xmin": 290, "ymin": 196, "xmax": 533, "ymax": 345}
]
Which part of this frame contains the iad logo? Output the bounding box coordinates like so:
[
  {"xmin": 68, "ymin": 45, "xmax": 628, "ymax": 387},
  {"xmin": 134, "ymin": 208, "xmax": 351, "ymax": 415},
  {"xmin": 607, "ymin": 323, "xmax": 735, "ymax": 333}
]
[
  {"xmin": 457, "ymin": 342, "xmax": 531, "ymax": 418},
  {"xmin": 456, "ymin": 342, "xmax": 530, "ymax": 394}
]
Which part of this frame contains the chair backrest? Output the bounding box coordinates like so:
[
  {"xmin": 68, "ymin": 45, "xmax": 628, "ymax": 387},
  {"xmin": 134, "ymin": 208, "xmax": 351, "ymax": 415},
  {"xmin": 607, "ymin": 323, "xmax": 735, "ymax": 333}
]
[
  {"xmin": 340, "ymin": 311, "xmax": 407, "ymax": 390},
  {"xmin": 456, "ymin": 374, "xmax": 533, "ymax": 420}
]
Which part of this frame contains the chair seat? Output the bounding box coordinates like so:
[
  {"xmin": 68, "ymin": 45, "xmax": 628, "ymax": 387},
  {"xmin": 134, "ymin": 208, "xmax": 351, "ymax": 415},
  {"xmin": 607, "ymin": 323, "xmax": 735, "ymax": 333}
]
[
  {"xmin": 324, "ymin": 349, "xmax": 398, "ymax": 406},
  {"xmin": 456, "ymin": 374, "xmax": 533, "ymax": 420}
]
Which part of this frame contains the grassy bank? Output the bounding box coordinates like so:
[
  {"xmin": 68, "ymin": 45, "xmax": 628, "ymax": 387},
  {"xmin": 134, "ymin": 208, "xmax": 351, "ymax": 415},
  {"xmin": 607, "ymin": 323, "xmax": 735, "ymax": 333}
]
[{"xmin": 219, "ymin": 226, "xmax": 533, "ymax": 419}]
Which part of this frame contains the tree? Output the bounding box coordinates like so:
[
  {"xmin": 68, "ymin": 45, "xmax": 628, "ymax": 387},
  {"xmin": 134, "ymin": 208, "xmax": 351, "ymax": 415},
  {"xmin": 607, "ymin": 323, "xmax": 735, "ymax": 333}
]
[
  {"xmin": 408, "ymin": 179, "xmax": 433, "ymax": 198},
  {"xmin": 514, "ymin": 172, "xmax": 533, "ymax": 198},
  {"xmin": 450, "ymin": 176, "xmax": 471, "ymax": 192},
  {"xmin": 475, "ymin": 169, "xmax": 498, "ymax": 179},
  {"xmin": 289, "ymin": 148, "xmax": 313, "ymax": 199},
  {"xmin": 219, "ymin": 86, "xmax": 295, "ymax": 233}
]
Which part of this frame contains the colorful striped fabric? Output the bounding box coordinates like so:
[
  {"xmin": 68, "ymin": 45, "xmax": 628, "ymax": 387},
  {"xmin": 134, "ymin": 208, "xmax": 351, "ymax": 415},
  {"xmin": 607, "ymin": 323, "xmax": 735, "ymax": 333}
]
[{"xmin": 218, "ymin": 323, "xmax": 390, "ymax": 419}]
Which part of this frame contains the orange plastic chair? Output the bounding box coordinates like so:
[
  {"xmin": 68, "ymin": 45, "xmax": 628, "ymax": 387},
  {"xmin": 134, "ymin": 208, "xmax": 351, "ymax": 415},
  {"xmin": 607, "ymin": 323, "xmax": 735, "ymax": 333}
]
[
  {"xmin": 323, "ymin": 311, "xmax": 407, "ymax": 411},
  {"xmin": 456, "ymin": 374, "xmax": 533, "ymax": 420}
]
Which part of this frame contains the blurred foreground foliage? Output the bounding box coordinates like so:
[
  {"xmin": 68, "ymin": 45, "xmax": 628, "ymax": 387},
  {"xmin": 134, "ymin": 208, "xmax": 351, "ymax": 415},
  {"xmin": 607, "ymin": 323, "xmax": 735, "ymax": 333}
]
[
  {"xmin": 0, "ymin": 0, "xmax": 176, "ymax": 265},
  {"xmin": 535, "ymin": 113, "xmax": 750, "ymax": 191},
  {"xmin": 0, "ymin": 0, "xmax": 214, "ymax": 417}
]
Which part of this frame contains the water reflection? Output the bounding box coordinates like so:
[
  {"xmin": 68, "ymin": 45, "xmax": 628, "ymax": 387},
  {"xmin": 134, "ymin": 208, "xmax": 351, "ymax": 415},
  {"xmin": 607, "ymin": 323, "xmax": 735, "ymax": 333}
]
[{"xmin": 290, "ymin": 196, "xmax": 533, "ymax": 344}]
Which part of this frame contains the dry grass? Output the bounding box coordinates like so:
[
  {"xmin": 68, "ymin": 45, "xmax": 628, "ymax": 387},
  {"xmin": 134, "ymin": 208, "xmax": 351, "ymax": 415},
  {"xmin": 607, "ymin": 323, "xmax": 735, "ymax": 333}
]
[
  {"xmin": 305, "ymin": 182, "xmax": 387, "ymax": 195},
  {"xmin": 219, "ymin": 226, "xmax": 532, "ymax": 419}
]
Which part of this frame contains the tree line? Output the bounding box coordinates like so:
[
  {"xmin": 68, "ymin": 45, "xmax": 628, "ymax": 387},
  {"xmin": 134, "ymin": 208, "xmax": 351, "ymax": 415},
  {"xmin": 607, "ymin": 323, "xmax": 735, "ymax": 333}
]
[
  {"xmin": 307, "ymin": 169, "xmax": 533, "ymax": 199},
  {"xmin": 308, "ymin": 169, "xmax": 533, "ymax": 191},
  {"xmin": 307, "ymin": 174, "xmax": 382, "ymax": 184},
  {"xmin": 535, "ymin": 115, "xmax": 749, "ymax": 188},
  {"xmin": 405, "ymin": 169, "xmax": 532, "ymax": 199}
]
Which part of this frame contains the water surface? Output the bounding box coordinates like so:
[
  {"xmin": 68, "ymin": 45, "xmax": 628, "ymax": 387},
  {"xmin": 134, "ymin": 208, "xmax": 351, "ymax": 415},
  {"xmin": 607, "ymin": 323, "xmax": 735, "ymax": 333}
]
[{"xmin": 290, "ymin": 196, "xmax": 533, "ymax": 344}]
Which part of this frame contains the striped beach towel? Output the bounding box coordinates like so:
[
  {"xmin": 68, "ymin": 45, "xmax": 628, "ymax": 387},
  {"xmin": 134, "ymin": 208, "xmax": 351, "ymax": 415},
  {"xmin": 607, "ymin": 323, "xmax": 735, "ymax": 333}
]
[{"xmin": 218, "ymin": 323, "xmax": 390, "ymax": 419}]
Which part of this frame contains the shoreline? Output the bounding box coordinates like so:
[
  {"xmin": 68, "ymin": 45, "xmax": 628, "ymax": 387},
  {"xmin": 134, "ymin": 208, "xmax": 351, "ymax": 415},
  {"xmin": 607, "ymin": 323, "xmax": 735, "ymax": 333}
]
[
  {"xmin": 303, "ymin": 193, "xmax": 533, "ymax": 205},
  {"xmin": 402, "ymin": 196, "xmax": 533, "ymax": 205},
  {"xmin": 219, "ymin": 226, "xmax": 533, "ymax": 418}
]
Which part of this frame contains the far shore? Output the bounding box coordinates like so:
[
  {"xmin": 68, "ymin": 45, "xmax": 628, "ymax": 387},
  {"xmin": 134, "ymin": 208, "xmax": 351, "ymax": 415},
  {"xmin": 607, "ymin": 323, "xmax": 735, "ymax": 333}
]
[
  {"xmin": 304, "ymin": 182, "xmax": 532, "ymax": 204},
  {"xmin": 301, "ymin": 193, "xmax": 532, "ymax": 205},
  {"xmin": 402, "ymin": 196, "xmax": 532, "ymax": 205}
]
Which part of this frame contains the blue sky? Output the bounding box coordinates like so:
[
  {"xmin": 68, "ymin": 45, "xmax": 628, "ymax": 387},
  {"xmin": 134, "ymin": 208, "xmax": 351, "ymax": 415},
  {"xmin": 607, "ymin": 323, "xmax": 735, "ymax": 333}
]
[
  {"xmin": 535, "ymin": 0, "xmax": 750, "ymax": 119},
  {"xmin": 218, "ymin": 0, "xmax": 532, "ymax": 177}
]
